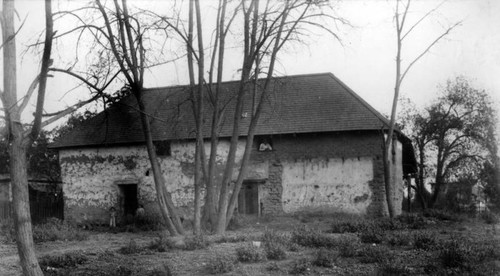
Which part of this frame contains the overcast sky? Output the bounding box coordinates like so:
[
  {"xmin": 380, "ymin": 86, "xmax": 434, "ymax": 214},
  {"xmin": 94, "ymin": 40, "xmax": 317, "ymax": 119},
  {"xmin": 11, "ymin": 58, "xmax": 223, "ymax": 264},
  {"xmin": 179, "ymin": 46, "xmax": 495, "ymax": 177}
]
[{"xmin": 4, "ymin": 0, "xmax": 500, "ymax": 135}]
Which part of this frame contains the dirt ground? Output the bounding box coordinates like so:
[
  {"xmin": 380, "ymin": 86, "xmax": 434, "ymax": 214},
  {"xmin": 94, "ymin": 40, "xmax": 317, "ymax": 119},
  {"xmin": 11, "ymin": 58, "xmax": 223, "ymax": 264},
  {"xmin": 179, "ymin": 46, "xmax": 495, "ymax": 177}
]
[{"xmin": 1, "ymin": 215, "xmax": 499, "ymax": 275}]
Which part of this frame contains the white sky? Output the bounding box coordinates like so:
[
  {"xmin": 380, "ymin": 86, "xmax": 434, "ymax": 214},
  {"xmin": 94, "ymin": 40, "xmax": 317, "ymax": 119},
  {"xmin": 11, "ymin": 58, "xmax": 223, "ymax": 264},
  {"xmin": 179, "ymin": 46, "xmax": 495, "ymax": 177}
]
[{"xmin": 3, "ymin": 0, "xmax": 500, "ymax": 136}]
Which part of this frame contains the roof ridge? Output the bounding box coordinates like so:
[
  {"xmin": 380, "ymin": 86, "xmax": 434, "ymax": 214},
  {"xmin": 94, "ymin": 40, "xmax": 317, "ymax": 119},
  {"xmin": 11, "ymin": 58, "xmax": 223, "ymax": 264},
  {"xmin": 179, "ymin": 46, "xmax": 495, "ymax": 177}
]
[{"xmin": 143, "ymin": 72, "xmax": 334, "ymax": 92}]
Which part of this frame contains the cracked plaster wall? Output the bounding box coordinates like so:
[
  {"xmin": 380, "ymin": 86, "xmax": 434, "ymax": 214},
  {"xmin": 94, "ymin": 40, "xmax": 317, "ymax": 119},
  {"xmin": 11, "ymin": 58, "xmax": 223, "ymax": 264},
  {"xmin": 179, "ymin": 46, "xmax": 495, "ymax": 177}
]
[
  {"xmin": 60, "ymin": 131, "xmax": 404, "ymax": 223},
  {"xmin": 59, "ymin": 140, "xmax": 246, "ymax": 224}
]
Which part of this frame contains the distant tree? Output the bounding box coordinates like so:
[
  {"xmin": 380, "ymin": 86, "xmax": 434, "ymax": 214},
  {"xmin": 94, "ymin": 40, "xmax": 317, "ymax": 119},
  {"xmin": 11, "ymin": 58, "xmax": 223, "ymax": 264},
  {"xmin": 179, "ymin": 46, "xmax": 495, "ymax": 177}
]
[
  {"xmin": 482, "ymin": 158, "xmax": 500, "ymax": 210},
  {"xmin": 399, "ymin": 77, "xmax": 497, "ymax": 209}
]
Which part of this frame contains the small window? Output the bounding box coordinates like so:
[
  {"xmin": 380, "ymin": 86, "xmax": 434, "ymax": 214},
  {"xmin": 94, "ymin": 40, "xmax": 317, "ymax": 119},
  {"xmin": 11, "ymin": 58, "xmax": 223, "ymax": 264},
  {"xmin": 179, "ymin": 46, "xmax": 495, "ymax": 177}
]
[
  {"xmin": 257, "ymin": 136, "xmax": 273, "ymax": 152},
  {"xmin": 154, "ymin": 141, "xmax": 171, "ymax": 156}
]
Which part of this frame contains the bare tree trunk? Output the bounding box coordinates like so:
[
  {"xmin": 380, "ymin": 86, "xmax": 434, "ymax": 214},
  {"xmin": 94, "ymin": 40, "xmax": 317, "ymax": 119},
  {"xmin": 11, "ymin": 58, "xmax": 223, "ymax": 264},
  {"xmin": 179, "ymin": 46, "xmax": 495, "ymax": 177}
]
[
  {"xmin": 134, "ymin": 91, "xmax": 184, "ymax": 236},
  {"xmin": 383, "ymin": 138, "xmax": 396, "ymax": 217},
  {"xmin": 192, "ymin": 0, "xmax": 205, "ymax": 235},
  {"xmin": 10, "ymin": 138, "xmax": 42, "ymax": 276},
  {"xmin": 1, "ymin": 1, "xmax": 46, "ymax": 274}
]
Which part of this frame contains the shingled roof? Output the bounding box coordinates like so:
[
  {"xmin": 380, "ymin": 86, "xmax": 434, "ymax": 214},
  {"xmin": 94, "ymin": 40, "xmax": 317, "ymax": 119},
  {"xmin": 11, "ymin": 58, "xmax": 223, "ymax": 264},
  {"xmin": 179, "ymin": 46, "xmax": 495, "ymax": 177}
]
[{"xmin": 51, "ymin": 73, "xmax": 395, "ymax": 149}]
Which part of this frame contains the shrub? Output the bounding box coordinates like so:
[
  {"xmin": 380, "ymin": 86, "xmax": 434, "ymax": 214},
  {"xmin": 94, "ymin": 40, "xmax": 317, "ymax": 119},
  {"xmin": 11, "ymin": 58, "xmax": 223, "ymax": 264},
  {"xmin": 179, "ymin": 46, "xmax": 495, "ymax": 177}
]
[
  {"xmin": 358, "ymin": 245, "xmax": 392, "ymax": 264},
  {"xmin": 207, "ymin": 254, "xmax": 236, "ymax": 274},
  {"xmin": 33, "ymin": 218, "xmax": 89, "ymax": 243},
  {"xmin": 413, "ymin": 231, "xmax": 437, "ymax": 250},
  {"xmin": 291, "ymin": 226, "xmax": 337, "ymax": 248},
  {"xmin": 264, "ymin": 241, "xmax": 287, "ymax": 260},
  {"xmin": 358, "ymin": 225, "xmax": 384, "ymax": 244},
  {"xmin": 119, "ymin": 239, "xmax": 143, "ymax": 255},
  {"xmin": 236, "ymin": 243, "xmax": 265, "ymax": 263},
  {"xmin": 480, "ymin": 211, "xmax": 499, "ymax": 224},
  {"xmin": 313, "ymin": 248, "xmax": 338, "ymax": 268},
  {"xmin": 386, "ymin": 231, "xmax": 412, "ymax": 247},
  {"xmin": 184, "ymin": 235, "xmax": 210, "ymax": 251},
  {"xmin": 289, "ymin": 258, "xmax": 312, "ymax": 275},
  {"xmin": 39, "ymin": 251, "xmax": 88, "ymax": 270}
]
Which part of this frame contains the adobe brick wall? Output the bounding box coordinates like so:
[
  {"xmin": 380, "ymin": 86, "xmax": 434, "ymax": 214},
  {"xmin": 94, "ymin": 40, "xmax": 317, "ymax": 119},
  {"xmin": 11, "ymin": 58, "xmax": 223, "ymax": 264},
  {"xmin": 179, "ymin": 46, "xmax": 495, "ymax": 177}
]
[
  {"xmin": 251, "ymin": 131, "xmax": 403, "ymax": 217},
  {"xmin": 59, "ymin": 130, "xmax": 403, "ymax": 224}
]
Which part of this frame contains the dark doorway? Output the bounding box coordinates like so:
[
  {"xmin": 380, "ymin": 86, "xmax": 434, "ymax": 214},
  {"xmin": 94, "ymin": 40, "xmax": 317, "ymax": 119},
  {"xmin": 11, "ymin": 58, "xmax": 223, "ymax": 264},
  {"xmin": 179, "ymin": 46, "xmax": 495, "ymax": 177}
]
[
  {"xmin": 238, "ymin": 181, "xmax": 259, "ymax": 215},
  {"xmin": 119, "ymin": 184, "xmax": 138, "ymax": 217}
]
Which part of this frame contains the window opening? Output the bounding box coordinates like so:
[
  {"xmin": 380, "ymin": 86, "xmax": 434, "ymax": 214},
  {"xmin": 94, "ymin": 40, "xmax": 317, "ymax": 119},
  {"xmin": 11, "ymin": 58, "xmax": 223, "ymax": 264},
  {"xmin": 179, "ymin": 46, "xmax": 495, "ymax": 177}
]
[
  {"xmin": 154, "ymin": 140, "xmax": 171, "ymax": 156},
  {"xmin": 257, "ymin": 136, "xmax": 273, "ymax": 152}
]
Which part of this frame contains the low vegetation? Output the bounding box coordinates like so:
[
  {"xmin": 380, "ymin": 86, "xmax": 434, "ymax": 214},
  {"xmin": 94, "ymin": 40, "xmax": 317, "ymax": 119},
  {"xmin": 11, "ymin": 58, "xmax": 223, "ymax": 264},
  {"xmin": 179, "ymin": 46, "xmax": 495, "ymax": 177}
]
[{"xmin": 1, "ymin": 209, "xmax": 498, "ymax": 275}]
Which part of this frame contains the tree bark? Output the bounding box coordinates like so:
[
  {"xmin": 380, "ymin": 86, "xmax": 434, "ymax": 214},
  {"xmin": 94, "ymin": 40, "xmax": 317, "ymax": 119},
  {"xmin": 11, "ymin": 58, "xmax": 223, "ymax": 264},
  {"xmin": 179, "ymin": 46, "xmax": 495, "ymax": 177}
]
[
  {"xmin": 134, "ymin": 90, "xmax": 184, "ymax": 236},
  {"xmin": 10, "ymin": 137, "xmax": 43, "ymax": 276},
  {"xmin": 2, "ymin": 1, "xmax": 44, "ymax": 274}
]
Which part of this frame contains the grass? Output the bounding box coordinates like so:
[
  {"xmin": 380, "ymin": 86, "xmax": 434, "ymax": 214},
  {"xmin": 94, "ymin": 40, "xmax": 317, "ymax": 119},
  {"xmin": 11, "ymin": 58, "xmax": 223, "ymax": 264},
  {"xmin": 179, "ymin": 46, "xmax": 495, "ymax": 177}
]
[
  {"xmin": 33, "ymin": 218, "xmax": 89, "ymax": 243},
  {"xmin": 2, "ymin": 211, "xmax": 498, "ymax": 276}
]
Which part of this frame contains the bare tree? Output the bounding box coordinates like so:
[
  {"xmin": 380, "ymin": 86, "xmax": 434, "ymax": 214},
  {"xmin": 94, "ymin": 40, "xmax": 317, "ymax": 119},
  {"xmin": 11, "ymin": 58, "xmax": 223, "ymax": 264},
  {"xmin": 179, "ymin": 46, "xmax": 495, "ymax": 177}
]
[
  {"xmin": 55, "ymin": 0, "xmax": 185, "ymax": 236},
  {"xmin": 154, "ymin": 0, "xmax": 345, "ymax": 234},
  {"xmin": 0, "ymin": 1, "xmax": 53, "ymax": 274},
  {"xmin": 383, "ymin": 0, "xmax": 460, "ymax": 217}
]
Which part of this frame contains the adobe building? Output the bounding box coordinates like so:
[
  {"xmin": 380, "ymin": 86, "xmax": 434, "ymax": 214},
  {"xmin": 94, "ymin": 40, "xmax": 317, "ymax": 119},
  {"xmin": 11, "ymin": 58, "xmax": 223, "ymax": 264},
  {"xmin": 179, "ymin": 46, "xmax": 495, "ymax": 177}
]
[{"xmin": 51, "ymin": 73, "xmax": 417, "ymax": 224}]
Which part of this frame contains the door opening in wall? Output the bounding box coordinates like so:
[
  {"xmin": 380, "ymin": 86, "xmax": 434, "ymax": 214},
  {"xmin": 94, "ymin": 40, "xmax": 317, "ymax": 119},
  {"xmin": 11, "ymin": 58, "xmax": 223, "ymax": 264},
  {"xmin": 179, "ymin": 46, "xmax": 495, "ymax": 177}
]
[
  {"xmin": 238, "ymin": 181, "xmax": 260, "ymax": 216},
  {"xmin": 119, "ymin": 184, "xmax": 138, "ymax": 219}
]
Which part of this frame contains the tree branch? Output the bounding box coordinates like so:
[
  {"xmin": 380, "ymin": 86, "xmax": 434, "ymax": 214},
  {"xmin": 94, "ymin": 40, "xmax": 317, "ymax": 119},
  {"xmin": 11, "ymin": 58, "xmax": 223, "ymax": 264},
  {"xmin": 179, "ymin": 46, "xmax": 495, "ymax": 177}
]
[
  {"xmin": 400, "ymin": 21, "xmax": 461, "ymax": 84},
  {"xmin": 19, "ymin": 75, "xmax": 40, "ymax": 114}
]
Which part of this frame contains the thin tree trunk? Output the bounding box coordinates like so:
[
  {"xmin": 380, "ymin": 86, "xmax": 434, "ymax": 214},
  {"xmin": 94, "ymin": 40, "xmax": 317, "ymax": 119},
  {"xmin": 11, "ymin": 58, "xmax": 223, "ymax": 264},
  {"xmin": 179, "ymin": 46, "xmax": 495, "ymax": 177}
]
[
  {"xmin": 383, "ymin": 139, "xmax": 396, "ymax": 217},
  {"xmin": 134, "ymin": 91, "xmax": 184, "ymax": 236},
  {"xmin": 192, "ymin": 0, "xmax": 205, "ymax": 235}
]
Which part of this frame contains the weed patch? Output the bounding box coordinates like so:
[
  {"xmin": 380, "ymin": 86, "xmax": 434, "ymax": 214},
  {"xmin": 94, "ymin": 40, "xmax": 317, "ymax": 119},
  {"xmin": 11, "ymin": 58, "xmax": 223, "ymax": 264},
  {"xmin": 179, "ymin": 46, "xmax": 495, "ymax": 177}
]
[
  {"xmin": 358, "ymin": 245, "xmax": 392, "ymax": 264},
  {"xmin": 264, "ymin": 241, "xmax": 287, "ymax": 260},
  {"xmin": 184, "ymin": 235, "xmax": 210, "ymax": 251},
  {"xmin": 118, "ymin": 239, "xmax": 144, "ymax": 255},
  {"xmin": 207, "ymin": 253, "xmax": 236, "ymax": 274},
  {"xmin": 236, "ymin": 243, "xmax": 265, "ymax": 263},
  {"xmin": 358, "ymin": 225, "xmax": 384, "ymax": 244},
  {"xmin": 33, "ymin": 218, "xmax": 88, "ymax": 243},
  {"xmin": 386, "ymin": 231, "xmax": 412, "ymax": 247},
  {"xmin": 214, "ymin": 235, "xmax": 247, "ymax": 244},
  {"xmin": 291, "ymin": 226, "xmax": 337, "ymax": 248},
  {"xmin": 313, "ymin": 248, "xmax": 338, "ymax": 268},
  {"xmin": 424, "ymin": 209, "xmax": 463, "ymax": 222},
  {"xmin": 413, "ymin": 231, "xmax": 437, "ymax": 250},
  {"xmin": 289, "ymin": 258, "xmax": 312, "ymax": 274},
  {"xmin": 329, "ymin": 220, "xmax": 368, "ymax": 233},
  {"xmin": 337, "ymin": 235, "xmax": 360, "ymax": 257}
]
